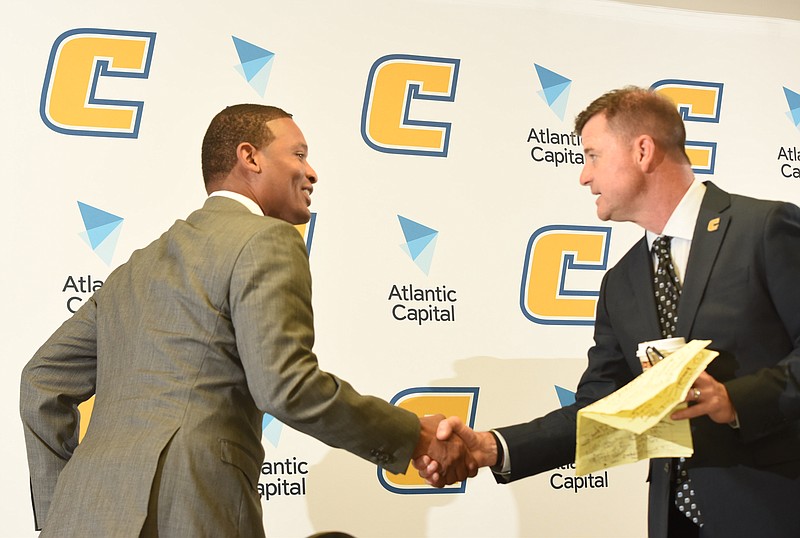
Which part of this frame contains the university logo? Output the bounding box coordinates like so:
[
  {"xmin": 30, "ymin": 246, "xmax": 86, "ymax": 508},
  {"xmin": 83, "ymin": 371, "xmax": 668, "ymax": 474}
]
[
  {"xmin": 379, "ymin": 387, "xmax": 480, "ymax": 494},
  {"xmin": 361, "ymin": 54, "xmax": 460, "ymax": 157},
  {"xmin": 41, "ymin": 28, "xmax": 156, "ymax": 138},
  {"xmin": 78, "ymin": 201, "xmax": 124, "ymax": 265},
  {"xmin": 232, "ymin": 36, "xmax": 275, "ymax": 97},
  {"xmin": 783, "ymin": 86, "xmax": 800, "ymax": 129},
  {"xmin": 650, "ymin": 79, "xmax": 724, "ymax": 175},
  {"xmin": 534, "ymin": 64, "xmax": 572, "ymax": 121},
  {"xmin": 520, "ymin": 225, "xmax": 612, "ymax": 326},
  {"xmin": 397, "ymin": 215, "xmax": 438, "ymax": 275}
]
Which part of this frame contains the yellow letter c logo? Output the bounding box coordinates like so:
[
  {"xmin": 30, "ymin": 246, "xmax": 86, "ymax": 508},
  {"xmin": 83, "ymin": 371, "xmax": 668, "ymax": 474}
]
[
  {"xmin": 520, "ymin": 225, "xmax": 611, "ymax": 326},
  {"xmin": 40, "ymin": 28, "xmax": 156, "ymax": 138},
  {"xmin": 361, "ymin": 54, "xmax": 459, "ymax": 157}
]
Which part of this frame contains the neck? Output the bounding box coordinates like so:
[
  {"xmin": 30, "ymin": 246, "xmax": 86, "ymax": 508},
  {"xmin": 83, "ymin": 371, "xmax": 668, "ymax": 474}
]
[{"xmin": 636, "ymin": 167, "xmax": 694, "ymax": 235}]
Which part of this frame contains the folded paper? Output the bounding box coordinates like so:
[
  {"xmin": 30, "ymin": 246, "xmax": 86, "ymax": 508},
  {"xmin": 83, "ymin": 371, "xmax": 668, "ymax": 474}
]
[{"xmin": 575, "ymin": 339, "xmax": 718, "ymax": 476}]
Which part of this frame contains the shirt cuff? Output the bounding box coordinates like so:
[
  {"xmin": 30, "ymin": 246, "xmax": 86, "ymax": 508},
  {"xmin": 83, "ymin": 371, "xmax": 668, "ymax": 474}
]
[
  {"xmin": 490, "ymin": 430, "xmax": 511, "ymax": 475},
  {"xmin": 729, "ymin": 412, "xmax": 740, "ymax": 429}
]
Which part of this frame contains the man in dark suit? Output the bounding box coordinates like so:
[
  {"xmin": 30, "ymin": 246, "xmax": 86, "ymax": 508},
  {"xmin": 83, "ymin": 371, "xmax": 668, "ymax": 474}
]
[
  {"xmin": 417, "ymin": 87, "xmax": 800, "ymax": 537},
  {"xmin": 20, "ymin": 104, "xmax": 469, "ymax": 537}
]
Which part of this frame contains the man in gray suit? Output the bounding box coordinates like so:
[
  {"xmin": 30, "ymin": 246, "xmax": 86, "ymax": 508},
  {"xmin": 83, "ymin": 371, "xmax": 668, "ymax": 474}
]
[
  {"xmin": 20, "ymin": 104, "xmax": 470, "ymax": 537},
  {"xmin": 418, "ymin": 87, "xmax": 800, "ymax": 537}
]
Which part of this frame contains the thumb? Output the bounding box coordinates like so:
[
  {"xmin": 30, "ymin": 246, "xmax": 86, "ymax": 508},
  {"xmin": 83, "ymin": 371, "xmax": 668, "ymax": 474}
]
[
  {"xmin": 448, "ymin": 417, "xmax": 478, "ymax": 447},
  {"xmin": 436, "ymin": 416, "xmax": 463, "ymax": 440}
]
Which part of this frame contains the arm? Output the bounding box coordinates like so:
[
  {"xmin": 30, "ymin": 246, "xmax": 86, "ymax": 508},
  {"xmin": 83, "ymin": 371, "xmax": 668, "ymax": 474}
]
[
  {"xmin": 493, "ymin": 272, "xmax": 636, "ymax": 482},
  {"xmin": 231, "ymin": 223, "xmax": 442, "ymax": 474},
  {"xmin": 419, "ymin": 273, "xmax": 638, "ymax": 486},
  {"xmin": 721, "ymin": 202, "xmax": 800, "ymax": 441},
  {"xmin": 19, "ymin": 297, "xmax": 98, "ymax": 529}
]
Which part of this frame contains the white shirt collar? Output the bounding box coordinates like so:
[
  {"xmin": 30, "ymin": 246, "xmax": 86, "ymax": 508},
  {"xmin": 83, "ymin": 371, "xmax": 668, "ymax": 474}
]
[
  {"xmin": 208, "ymin": 191, "xmax": 264, "ymax": 216},
  {"xmin": 646, "ymin": 180, "xmax": 706, "ymax": 247}
]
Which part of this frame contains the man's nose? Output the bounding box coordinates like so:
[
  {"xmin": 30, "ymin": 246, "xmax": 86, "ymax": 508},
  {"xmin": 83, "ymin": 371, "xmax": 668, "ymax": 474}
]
[{"xmin": 579, "ymin": 165, "xmax": 590, "ymax": 186}]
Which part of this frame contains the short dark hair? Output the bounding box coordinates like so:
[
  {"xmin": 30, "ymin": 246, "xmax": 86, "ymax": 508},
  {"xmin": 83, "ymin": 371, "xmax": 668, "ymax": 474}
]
[
  {"xmin": 574, "ymin": 86, "xmax": 689, "ymax": 162},
  {"xmin": 201, "ymin": 104, "xmax": 293, "ymax": 187}
]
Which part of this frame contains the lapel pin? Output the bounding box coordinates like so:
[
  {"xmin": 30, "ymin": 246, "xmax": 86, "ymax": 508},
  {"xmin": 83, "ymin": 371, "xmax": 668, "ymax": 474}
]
[{"xmin": 707, "ymin": 217, "xmax": 720, "ymax": 232}]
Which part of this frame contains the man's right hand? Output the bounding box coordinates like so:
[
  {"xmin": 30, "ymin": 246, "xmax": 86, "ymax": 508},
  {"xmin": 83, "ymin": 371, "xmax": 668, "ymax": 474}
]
[{"xmin": 413, "ymin": 416, "xmax": 497, "ymax": 487}]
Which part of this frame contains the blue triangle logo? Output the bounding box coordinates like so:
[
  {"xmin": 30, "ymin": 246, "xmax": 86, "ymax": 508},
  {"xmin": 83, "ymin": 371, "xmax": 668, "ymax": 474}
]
[
  {"xmin": 398, "ymin": 215, "xmax": 438, "ymax": 275},
  {"xmin": 232, "ymin": 36, "xmax": 275, "ymax": 96},
  {"xmin": 555, "ymin": 385, "xmax": 576, "ymax": 407},
  {"xmin": 783, "ymin": 86, "xmax": 800, "ymax": 127},
  {"xmin": 262, "ymin": 413, "xmax": 283, "ymax": 447},
  {"xmin": 534, "ymin": 64, "xmax": 572, "ymax": 120},
  {"xmin": 77, "ymin": 201, "xmax": 123, "ymax": 265}
]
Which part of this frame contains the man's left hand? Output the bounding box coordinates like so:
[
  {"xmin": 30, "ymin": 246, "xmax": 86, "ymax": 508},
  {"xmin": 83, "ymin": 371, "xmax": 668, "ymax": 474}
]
[{"xmin": 671, "ymin": 370, "xmax": 736, "ymax": 424}]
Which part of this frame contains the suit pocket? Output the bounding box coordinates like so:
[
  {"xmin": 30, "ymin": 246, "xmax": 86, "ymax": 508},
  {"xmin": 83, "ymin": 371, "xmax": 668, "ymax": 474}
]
[{"xmin": 219, "ymin": 438, "xmax": 261, "ymax": 489}]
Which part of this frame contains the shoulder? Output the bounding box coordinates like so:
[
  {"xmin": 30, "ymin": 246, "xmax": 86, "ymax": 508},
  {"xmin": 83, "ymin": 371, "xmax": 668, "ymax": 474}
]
[
  {"xmin": 605, "ymin": 235, "xmax": 648, "ymax": 278},
  {"xmin": 195, "ymin": 197, "xmax": 304, "ymax": 243},
  {"xmin": 705, "ymin": 181, "xmax": 798, "ymax": 219}
]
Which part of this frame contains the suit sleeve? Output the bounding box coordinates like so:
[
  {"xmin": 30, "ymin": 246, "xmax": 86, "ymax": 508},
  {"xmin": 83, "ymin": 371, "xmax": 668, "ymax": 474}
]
[
  {"xmin": 19, "ymin": 297, "xmax": 99, "ymax": 530},
  {"xmin": 229, "ymin": 223, "xmax": 420, "ymax": 474},
  {"xmin": 725, "ymin": 202, "xmax": 800, "ymax": 442},
  {"xmin": 494, "ymin": 273, "xmax": 635, "ymax": 482}
]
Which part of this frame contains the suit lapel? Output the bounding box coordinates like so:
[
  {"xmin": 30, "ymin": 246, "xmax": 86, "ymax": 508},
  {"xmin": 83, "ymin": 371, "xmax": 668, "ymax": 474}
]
[
  {"xmin": 627, "ymin": 236, "xmax": 664, "ymax": 340},
  {"xmin": 677, "ymin": 181, "xmax": 732, "ymax": 337}
]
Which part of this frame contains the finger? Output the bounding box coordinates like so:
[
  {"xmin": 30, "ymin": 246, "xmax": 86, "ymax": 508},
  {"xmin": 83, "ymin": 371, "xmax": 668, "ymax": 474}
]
[
  {"xmin": 672, "ymin": 400, "xmax": 711, "ymax": 421},
  {"xmin": 425, "ymin": 471, "xmax": 441, "ymax": 487},
  {"xmin": 426, "ymin": 459, "xmax": 440, "ymax": 475}
]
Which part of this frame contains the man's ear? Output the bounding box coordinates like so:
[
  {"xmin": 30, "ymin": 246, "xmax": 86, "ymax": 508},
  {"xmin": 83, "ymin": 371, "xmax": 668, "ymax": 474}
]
[
  {"xmin": 634, "ymin": 134, "xmax": 658, "ymax": 173},
  {"xmin": 236, "ymin": 142, "xmax": 261, "ymax": 173}
]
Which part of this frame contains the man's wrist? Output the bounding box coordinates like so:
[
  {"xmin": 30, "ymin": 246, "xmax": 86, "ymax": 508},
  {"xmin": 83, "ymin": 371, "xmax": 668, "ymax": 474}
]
[{"xmin": 489, "ymin": 430, "xmax": 510, "ymax": 474}]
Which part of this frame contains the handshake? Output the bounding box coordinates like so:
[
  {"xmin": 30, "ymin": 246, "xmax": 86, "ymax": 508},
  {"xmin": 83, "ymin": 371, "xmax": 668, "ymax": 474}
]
[{"xmin": 410, "ymin": 415, "xmax": 499, "ymax": 488}]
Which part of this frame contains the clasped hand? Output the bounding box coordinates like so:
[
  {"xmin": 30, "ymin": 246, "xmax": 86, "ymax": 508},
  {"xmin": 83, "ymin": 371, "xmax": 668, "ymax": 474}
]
[{"xmin": 414, "ymin": 416, "xmax": 497, "ymax": 488}]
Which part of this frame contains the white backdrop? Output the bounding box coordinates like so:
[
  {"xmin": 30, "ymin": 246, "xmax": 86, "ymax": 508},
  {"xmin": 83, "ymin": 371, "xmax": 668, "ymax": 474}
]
[{"xmin": 4, "ymin": 1, "xmax": 800, "ymax": 536}]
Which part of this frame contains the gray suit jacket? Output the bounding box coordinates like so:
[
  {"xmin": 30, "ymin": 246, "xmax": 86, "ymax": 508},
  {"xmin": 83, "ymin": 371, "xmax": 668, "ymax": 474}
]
[
  {"xmin": 20, "ymin": 196, "xmax": 419, "ymax": 537},
  {"xmin": 495, "ymin": 182, "xmax": 800, "ymax": 537}
]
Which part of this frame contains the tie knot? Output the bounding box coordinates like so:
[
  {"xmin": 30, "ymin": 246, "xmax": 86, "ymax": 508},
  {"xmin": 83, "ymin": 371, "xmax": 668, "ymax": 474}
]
[{"xmin": 652, "ymin": 235, "xmax": 672, "ymax": 257}]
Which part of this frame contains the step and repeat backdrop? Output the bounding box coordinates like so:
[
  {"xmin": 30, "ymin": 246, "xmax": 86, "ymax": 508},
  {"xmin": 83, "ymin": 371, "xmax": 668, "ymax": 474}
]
[{"xmin": 4, "ymin": 0, "xmax": 800, "ymax": 536}]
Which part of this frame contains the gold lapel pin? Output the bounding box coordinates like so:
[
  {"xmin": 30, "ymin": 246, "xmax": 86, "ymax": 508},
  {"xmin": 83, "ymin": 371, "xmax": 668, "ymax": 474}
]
[{"xmin": 707, "ymin": 217, "xmax": 720, "ymax": 232}]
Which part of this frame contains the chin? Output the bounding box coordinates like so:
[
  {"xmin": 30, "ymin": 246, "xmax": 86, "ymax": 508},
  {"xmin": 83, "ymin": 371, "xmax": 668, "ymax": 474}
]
[{"xmin": 289, "ymin": 212, "xmax": 311, "ymax": 225}]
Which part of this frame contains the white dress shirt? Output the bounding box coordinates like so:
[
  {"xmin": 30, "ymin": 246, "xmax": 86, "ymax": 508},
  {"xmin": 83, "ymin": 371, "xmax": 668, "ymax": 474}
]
[{"xmin": 209, "ymin": 190, "xmax": 264, "ymax": 216}]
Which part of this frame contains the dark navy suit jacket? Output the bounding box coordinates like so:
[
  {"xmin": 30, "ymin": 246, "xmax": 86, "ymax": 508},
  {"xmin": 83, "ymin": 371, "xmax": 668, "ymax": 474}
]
[{"xmin": 496, "ymin": 182, "xmax": 800, "ymax": 537}]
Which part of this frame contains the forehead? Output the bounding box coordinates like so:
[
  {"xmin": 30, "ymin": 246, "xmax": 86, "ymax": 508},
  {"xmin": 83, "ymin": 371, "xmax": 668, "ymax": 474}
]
[
  {"xmin": 266, "ymin": 117, "xmax": 307, "ymax": 147},
  {"xmin": 581, "ymin": 113, "xmax": 623, "ymax": 150},
  {"xmin": 581, "ymin": 113, "xmax": 610, "ymax": 141}
]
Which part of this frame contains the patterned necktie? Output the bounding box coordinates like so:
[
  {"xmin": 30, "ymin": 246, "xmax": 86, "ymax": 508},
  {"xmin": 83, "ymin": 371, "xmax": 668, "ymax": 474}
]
[
  {"xmin": 652, "ymin": 235, "xmax": 703, "ymax": 527},
  {"xmin": 652, "ymin": 235, "xmax": 680, "ymax": 339}
]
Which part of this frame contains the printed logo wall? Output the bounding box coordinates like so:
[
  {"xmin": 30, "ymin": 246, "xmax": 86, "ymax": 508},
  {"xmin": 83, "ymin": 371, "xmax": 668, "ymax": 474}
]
[{"xmin": 5, "ymin": 1, "xmax": 800, "ymax": 537}]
